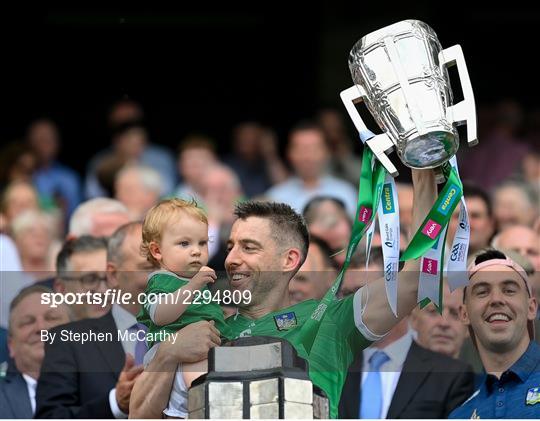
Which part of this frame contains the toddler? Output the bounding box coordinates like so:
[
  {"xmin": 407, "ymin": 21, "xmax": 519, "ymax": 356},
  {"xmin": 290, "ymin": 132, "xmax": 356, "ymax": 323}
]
[{"xmin": 138, "ymin": 198, "xmax": 231, "ymax": 418}]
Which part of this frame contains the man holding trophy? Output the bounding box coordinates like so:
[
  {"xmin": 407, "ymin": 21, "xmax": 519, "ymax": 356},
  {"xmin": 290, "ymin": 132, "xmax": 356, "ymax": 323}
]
[{"xmin": 130, "ymin": 19, "xmax": 477, "ymax": 419}]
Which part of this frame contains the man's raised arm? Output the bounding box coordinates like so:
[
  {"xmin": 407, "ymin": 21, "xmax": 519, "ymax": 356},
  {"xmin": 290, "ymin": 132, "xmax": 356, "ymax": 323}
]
[
  {"xmin": 357, "ymin": 168, "xmax": 437, "ymax": 338},
  {"xmin": 129, "ymin": 321, "xmax": 221, "ymax": 419}
]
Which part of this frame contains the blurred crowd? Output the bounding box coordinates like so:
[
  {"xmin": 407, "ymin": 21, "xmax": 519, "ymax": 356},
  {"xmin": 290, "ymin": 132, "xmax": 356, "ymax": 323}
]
[{"xmin": 0, "ymin": 97, "xmax": 539, "ymax": 418}]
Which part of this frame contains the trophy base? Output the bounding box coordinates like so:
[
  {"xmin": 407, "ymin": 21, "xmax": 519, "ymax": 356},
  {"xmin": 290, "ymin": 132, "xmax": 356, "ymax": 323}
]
[{"xmin": 401, "ymin": 131, "xmax": 458, "ymax": 169}]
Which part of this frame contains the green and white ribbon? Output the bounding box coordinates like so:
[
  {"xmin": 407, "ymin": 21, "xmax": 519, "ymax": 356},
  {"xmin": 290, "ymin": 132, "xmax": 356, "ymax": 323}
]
[
  {"xmin": 417, "ymin": 225, "xmax": 448, "ymax": 309},
  {"xmin": 400, "ymin": 163, "xmax": 463, "ymax": 310},
  {"xmin": 377, "ymin": 174, "xmax": 401, "ymax": 316},
  {"xmin": 445, "ymin": 156, "xmax": 471, "ymax": 291},
  {"xmin": 300, "ymin": 133, "xmax": 385, "ymax": 353},
  {"xmin": 300, "ymin": 134, "xmax": 465, "ymax": 351}
]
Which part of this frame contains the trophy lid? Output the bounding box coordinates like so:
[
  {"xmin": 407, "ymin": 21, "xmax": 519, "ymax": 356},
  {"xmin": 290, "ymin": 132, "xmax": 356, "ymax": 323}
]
[
  {"xmin": 351, "ymin": 20, "xmax": 439, "ymax": 55},
  {"xmin": 208, "ymin": 336, "xmax": 307, "ymax": 374}
]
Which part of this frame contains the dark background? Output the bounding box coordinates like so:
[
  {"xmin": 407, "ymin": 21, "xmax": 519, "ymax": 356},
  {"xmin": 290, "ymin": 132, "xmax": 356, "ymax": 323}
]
[{"xmin": 1, "ymin": 3, "xmax": 537, "ymax": 174}]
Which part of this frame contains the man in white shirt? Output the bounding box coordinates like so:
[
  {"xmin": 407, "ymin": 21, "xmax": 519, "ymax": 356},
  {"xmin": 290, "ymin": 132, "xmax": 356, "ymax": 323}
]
[
  {"xmin": 265, "ymin": 121, "xmax": 358, "ymax": 218},
  {"xmin": 0, "ymin": 285, "xmax": 71, "ymax": 417}
]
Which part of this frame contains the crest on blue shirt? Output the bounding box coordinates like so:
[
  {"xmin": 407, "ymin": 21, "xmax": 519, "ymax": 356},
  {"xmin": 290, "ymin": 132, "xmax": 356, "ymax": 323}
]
[
  {"xmin": 526, "ymin": 387, "xmax": 540, "ymax": 405},
  {"xmin": 274, "ymin": 312, "xmax": 297, "ymax": 331},
  {"xmin": 0, "ymin": 361, "xmax": 7, "ymax": 379}
]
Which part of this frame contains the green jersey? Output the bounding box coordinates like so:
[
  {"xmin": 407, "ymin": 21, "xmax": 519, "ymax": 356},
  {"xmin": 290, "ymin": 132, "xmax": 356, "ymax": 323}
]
[
  {"xmin": 137, "ymin": 271, "xmax": 232, "ymax": 348},
  {"xmin": 225, "ymin": 295, "xmax": 371, "ymax": 419}
]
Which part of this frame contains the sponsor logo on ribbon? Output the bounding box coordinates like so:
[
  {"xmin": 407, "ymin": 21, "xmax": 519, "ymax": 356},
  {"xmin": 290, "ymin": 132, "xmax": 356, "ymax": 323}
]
[
  {"xmin": 382, "ymin": 183, "xmax": 395, "ymax": 214},
  {"xmin": 422, "ymin": 219, "xmax": 442, "ymax": 240},
  {"xmin": 422, "ymin": 257, "xmax": 438, "ymax": 275},
  {"xmin": 437, "ymin": 184, "xmax": 460, "ymax": 216},
  {"xmin": 383, "ymin": 223, "xmax": 393, "ymax": 248},
  {"xmin": 358, "ymin": 206, "xmax": 372, "ymax": 223}
]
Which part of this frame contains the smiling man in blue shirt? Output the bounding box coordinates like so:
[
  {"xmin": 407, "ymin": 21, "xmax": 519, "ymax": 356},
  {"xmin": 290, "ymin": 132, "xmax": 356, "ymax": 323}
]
[{"xmin": 450, "ymin": 249, "xmax": 540, "ymax": 419}]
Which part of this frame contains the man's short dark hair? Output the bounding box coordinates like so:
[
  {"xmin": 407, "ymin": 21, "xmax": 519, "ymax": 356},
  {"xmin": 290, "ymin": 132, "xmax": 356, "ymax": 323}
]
[
  {"xmin": 288, "ymin": 120, "xmax": 327, "ymax": 146},
  {"xmin": 463, "ymin": 183, "xmax": 493, "ymax": 217},
  {"xmin": 463, "ymin": 248, "xmax": 508, "ymax": 303},
  {"xmin": 234, "ymin": 201, "xmax": 310, "ymax": 268},
  {"xmin": 56, "ymin": 236, "xmax": 108, "ymax": 277}
]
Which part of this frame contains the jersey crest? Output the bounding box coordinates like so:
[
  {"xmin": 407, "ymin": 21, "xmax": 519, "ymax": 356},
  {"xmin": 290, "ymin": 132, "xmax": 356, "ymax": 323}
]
[
  {"xmin": 273, "ymin": 311, "xmax": 297, "ymax": 331},
  {"xmin": 526, "ymin": 387, "xmax": 540, "ymax": 405}
]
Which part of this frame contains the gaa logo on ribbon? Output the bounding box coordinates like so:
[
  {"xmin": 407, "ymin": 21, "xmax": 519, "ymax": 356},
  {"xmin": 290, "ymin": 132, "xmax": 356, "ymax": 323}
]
[
  {"xmin": 437, "ymin": 184, "xmax": 460, "ymax": 216},
  {"xmin": 382, "ymin": 183, "xmax": 395, "ymax": 214},
  {"xmin": 422, "ymin": 257, "xmax": 438, "ymax": 275},
  {"xmin": 358, "ymin": 206, "xmax": 372, "ymax": 223},
  {"xmin": 421, "ymin": 219, "xmax": 442, "ymax": 240},
  {"xmin": 450, "ymin": 242, "xmax": 467, "ymax": 262},
  {"xmin": 384, "ymin": 262, "xmax": 393, "ymax": 282}
]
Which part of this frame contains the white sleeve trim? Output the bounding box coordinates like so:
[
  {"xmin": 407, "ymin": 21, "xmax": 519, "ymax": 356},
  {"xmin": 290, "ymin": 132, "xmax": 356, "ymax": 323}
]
[
  {"xmin": 109, "ymin": 388, "xmax": 128, "ymax": 419},
  {"xmin": 148, "ymin": 301, "xmax": 158, "ymax": 323},
  {"xmin": 353, "ymin": 286, "xmax": 388, "ymax": 342},
  {"xmin": 147, "ymin": 293, "xmax": 169, "ymax": 323}
]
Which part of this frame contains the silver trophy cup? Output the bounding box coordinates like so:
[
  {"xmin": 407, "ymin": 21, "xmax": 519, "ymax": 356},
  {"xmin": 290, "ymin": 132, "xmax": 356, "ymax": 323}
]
[
  {"xmin": 341, "ymin": 19, "xmax": 477, "ymax": 176},
  {"xmin": 188, "ymin": 337, "xmax": 329, "ymax": 419}
]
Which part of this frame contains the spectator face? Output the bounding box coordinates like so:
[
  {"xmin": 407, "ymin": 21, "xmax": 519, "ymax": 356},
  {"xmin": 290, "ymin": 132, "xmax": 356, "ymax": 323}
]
[
  {"xmin": 3, "ymin": 182, "xmax": 39, "ymax": 223},
  {"xmin": 233, "ymin": 123, "xmax": 262, "ymax": 160},
  {"xmin": 115, "ymin": 170, "xmax": 160, "ymax": 220},
  {"xmin": 8, "ymin": 292, "xmax": 70, "ymax": 377},
  {"xmin": 28, "ymin": 120, "xmax": 59, "ymax": 164},
  {"xmin": 56, "ymin": 249, "xmax": 109, "ymax": 320},
  {"xmin": 287, "ymin": 129, "xmax": 329, "ymax": 181},
  {"xmin": 289, "ymin": 243, "xmax": 335, "ymax": 304},
  {"xmin": 522, "ymin": 152, "xmax": 540, "ymax": 184},
  {"xmin": 493, "ymin": 185, "xmax": 537, "ymax": 230},
  {"xmin": 179, "ymin": 147, "xmax": 216, "ymax": 187},
  {"xmin": 307, "ymin": 200, "xmax": 351, "ymax": 252},
  {"xmin": 202, "ymin": 167, "xmax": 242, "ymax": 223},
  {"xmin": 461, "ymin": 265, "xmax": 537, "ymax": 354},
  {"xmin": 91, "ymin": 212, "xmax": 131, "ymax": 237},
  {"xmin": 449, "ymin": 196, "xmax": 494, "ymax": 252},
  {"xmin": 114, "ymin": 127, "xmax": 147, "ymax": 160},
  {"xmin": 495, "ymin": 226, "xmax": 540, "ymax": 272},
  {"xmin": 14, "ymin": 222, "xmax": 52, "ymax": 265},
  {"xmin": 318, "ymin": 109, "xmax": 348, "ymax": 148},
  {"xmin": 107, "ymin": 225, "xmax": 153, "ymax": 315},
  {"xmin": 411, "ymin": 286, "xmax": 468, "ymax": 359}
]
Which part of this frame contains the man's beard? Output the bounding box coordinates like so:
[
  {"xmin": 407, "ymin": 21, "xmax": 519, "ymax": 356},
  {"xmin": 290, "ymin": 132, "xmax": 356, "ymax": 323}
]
[{"xmin": 236, "ymin": 271, "xmax": 282, "ymax": 309}]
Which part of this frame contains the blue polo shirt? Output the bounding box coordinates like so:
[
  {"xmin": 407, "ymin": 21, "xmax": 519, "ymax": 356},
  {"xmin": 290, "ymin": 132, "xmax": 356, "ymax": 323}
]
[{"xmin": 450, "ymin": 341, "xmax": 540, "ymax": 418}]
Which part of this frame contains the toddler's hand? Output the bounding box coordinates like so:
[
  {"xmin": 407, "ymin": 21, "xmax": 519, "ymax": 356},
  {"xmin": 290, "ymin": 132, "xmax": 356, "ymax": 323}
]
[{"xmin": 191, "ymin": 266, "xmax": 217, "ymax": 287}]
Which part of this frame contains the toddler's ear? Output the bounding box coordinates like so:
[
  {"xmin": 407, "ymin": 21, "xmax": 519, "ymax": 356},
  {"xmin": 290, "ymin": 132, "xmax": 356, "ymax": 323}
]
[{"xmin": 149, "ymin": 241, "xmax": 162, "ymax": 262}]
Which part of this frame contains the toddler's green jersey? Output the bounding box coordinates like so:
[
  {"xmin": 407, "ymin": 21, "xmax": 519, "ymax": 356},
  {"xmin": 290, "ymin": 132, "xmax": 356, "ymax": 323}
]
[{"xmin": 137, "ymin": 270, "xmax": 232, "ymax": 348}]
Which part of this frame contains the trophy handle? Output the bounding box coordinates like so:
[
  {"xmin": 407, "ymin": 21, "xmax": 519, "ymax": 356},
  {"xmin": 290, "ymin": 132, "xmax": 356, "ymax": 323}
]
[
  {"xmin": 340, "ymin": 85, "xmax": 399, "ymax": 176},
  {"xmin": 439, "ymin": 45, "xmax": 478, "ymax": 147}
]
